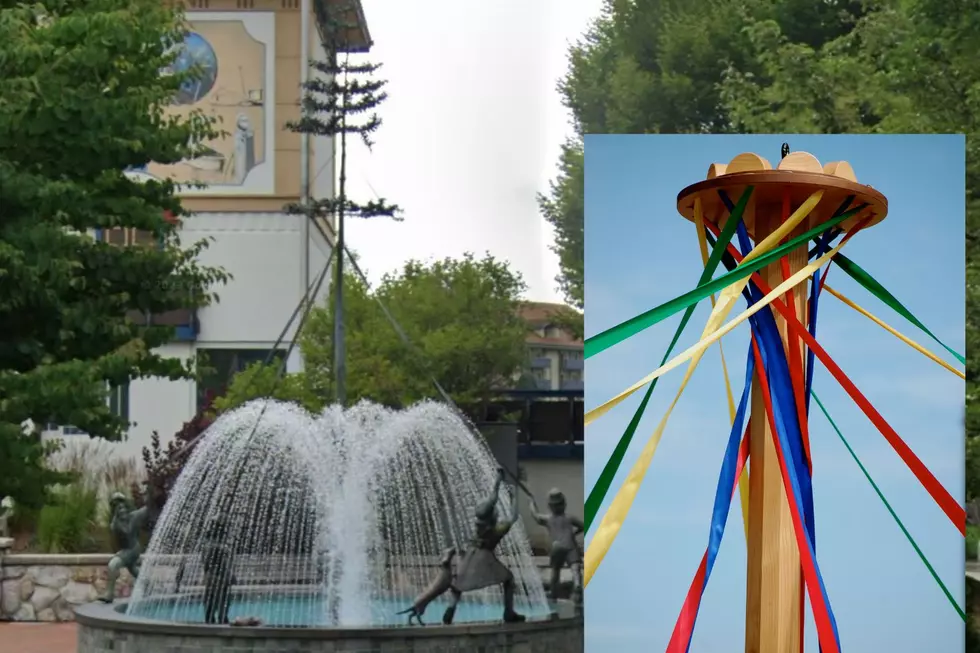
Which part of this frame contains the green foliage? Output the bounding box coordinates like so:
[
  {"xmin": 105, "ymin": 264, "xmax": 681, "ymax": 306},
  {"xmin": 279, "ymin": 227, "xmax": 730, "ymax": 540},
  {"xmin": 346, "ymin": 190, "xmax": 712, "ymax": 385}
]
[
  {"xmin": 213, "ymin": 362, "xmax": 324, "ymax": 414},
  {"xmin": 553, "ymin": 0, "xmax": 980, "ymax": 506},
  {"xmin": 0, "ymin": 427, "xmax": 71, "ymax": 511},
  {"xmin": 539, "ymin": 143, "xmax": 584, "ymax": 310},
  {"xmin": 969, "ymin": 525, "xmax": 980, "ymax": 560},
  {"xmin": 300, "ymin": 254, "xmax": 530, "ymax": 407},
  {"xmin": 0, "ymin": 0, "xmax": 229, "ymax": 507},
  {"xmin": 36, "ymin": 482, "xmax": 103, "ymax": 554}
]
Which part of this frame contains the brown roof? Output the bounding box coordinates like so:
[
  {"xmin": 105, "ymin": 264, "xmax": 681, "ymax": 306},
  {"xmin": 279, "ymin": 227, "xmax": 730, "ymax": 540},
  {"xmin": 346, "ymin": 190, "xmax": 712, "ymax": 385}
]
[{"xmin": 518, "ymin": 301, "xmax": 583, "ymax": 347}]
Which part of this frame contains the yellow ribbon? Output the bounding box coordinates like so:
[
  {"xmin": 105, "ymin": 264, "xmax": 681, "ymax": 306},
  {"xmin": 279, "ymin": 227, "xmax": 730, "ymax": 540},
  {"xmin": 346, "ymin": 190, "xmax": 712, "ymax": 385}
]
[
  {"xmin": 693, "ymin": 198, "xmax": 750, "ymax": 541},
  {"xmin": 823, "ymin": 284, "xmax": 964, "ymax": 380},
  {"xmin": 584, "ymin": 191, "xmax": 828, "ymax": 586},
  {"xmin": 584, "ymin": 190, "xmax": 824, "ymax": 427}
]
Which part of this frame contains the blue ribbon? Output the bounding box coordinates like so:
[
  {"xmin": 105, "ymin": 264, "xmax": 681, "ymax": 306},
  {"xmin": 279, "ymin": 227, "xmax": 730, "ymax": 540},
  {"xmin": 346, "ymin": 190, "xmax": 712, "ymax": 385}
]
[
  {"xmin": 733, "ymin": 219, "xmax": 841, "ymax": 649},
  {"xmin": 684, "ymin": 345, "xmax": 756, "ymax": 652},
  {"xmin": 705, "ymin": 192, "xmax": 845, "ymax": 649}
]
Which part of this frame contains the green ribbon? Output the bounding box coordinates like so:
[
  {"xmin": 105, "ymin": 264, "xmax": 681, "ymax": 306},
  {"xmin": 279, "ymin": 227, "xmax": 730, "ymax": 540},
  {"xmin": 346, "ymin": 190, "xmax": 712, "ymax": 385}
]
[
  {"xmin": 829, "ymin": 253, "xmax": 965, "ymax": 365},
  {"xmin": 583, "ymin": 187, "xmax": 754, "ymax": 533},
  {"xmin": 812, "ymin": 391, "xmax": 965, "ymax": 622},
  {"xmin": 584, "ymin": 203, "xmax": 868, "ymax": 359}
]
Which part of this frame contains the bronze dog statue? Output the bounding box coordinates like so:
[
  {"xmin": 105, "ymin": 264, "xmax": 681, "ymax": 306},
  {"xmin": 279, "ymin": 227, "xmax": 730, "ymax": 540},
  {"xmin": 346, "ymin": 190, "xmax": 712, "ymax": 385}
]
[{"xmin": 397, "ymin": 547, "xmax": 457, "ymax": 625}]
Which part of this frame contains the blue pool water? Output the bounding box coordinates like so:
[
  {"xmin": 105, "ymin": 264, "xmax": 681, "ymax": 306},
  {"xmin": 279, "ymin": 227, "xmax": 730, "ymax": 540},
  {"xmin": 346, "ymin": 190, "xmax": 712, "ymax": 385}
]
[{"xmin": 128, "ymin": 594, "xmax": 552, "ymax": 627}]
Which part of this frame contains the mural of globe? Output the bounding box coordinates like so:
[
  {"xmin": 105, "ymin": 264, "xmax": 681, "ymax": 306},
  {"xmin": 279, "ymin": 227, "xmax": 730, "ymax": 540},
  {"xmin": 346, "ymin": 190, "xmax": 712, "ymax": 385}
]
[{"xmin": 172, "ymin": 32, "xmax": 218, "ymax": 105}]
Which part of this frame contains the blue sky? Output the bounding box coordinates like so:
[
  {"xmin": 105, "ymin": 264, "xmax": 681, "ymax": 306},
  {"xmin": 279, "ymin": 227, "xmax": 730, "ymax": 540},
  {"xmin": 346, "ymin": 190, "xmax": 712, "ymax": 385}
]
[{"xmin": 583, "ymin": 134, "xmax": 965, "ymax": 652}]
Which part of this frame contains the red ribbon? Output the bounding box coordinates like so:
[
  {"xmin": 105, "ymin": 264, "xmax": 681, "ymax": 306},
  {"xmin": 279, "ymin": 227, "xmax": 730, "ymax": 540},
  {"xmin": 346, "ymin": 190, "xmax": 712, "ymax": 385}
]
[
  {"xmin": 750, "ymin": 335, "xmax": 841, "ymax": 653},
  {"xmin": 665, "ymin": 424, "xmax": 750, "ymax": 653},
  {"xmin": 704, "ymin": 221, "xmax": 965, "ymax": 534}
]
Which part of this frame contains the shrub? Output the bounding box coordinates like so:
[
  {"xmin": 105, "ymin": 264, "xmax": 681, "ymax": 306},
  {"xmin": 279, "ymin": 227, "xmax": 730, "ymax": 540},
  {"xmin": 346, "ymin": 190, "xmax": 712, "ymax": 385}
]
[
  {"xmin": 968, "ymin": 525, "xmax": 980, "ymax": 561},
  {"xmin": 35, "ymin": 482, "xmax": 103, "ymax": 553}
]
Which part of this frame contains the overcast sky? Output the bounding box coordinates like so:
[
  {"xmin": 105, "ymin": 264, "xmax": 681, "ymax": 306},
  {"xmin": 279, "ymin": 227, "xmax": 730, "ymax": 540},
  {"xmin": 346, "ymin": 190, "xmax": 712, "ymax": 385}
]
[{"xmin": 337, "ymin": 0, "xmax": 603, "ymax": 303}]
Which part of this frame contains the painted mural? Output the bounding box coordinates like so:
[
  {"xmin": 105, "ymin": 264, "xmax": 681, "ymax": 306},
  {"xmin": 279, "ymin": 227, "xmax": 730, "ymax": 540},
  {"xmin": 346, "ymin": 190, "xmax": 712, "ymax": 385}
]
[{"xmin": 138, "ymin": 13, "xmax": 276, "ymax": 195}]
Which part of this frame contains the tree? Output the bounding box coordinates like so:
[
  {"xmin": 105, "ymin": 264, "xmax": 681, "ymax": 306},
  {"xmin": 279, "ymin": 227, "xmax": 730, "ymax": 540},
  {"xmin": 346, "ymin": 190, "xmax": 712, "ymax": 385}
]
[
  {"xmin": 212, "ymin": 361, "xmax": 322, "ymax": 415},
  {"xmin": 300, "ymin": 254, "xmax": 530, "ymax": 408},
  {"xmin": 538, "ymin": 0, "xmax": 880, "ymax": 324},
  {"xmin": 0, "ymin": 0, "xmax": 228, "ymax": 507},
  {"xmin": 288, "ymin": 2, "xmax": 400, "ymax": 406}
]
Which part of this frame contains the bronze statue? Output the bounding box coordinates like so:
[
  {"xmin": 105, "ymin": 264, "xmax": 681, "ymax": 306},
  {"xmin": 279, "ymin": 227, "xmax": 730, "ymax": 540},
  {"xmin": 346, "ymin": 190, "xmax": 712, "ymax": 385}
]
[
  {"xmin": 201, "ymin": 516, "xmax": 235, "ymax": 624},
  {"xmin": 98, "ymin": 491, "xmax": 154, "ymax": 603},
  {"xmin": 442, "ymin": 467, "xmax": 525, "ymax": 625},
  {"xmin": 396, "ymin": 547, "xmax": 456, "ymax": 625},
  {"xmin": 529, "ymin": 488, "xmax": 584, "ymax": 602}
]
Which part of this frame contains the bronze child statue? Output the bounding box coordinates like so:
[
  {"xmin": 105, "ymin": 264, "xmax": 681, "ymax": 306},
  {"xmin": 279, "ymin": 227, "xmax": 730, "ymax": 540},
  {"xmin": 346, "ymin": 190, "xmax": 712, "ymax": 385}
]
[
  {"xmin": 442, "ymin": 467, "xmax": 525, "ymax": 625},
  {"xmin": 529, "ymin": 488, "xmax": 584, "ymax": 602},
  {"xmin": 98, "ymin": 491, "xmax": 155, "ymax": 603}
]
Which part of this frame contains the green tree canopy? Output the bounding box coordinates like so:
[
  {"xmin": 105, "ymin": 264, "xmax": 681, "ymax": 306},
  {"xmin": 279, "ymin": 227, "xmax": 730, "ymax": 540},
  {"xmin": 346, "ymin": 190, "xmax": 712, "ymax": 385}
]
[
  {"xmin": 300, "ymin": 253, "xmax": 530, "ymax": 408},
  {"xmin": 0, "ymin": 0, "xmax": 227, "ymax": 507}
]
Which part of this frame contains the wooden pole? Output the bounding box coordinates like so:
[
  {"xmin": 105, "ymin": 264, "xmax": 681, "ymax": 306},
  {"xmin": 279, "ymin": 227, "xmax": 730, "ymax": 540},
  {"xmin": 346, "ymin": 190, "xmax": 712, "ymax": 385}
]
[
  {"xmin": 744, "ymin": 200, "xmax": 809, "ymax": 653},
  {"xmin": 675, "ymin": 152, "xmax": 887, "ymax": 653}
]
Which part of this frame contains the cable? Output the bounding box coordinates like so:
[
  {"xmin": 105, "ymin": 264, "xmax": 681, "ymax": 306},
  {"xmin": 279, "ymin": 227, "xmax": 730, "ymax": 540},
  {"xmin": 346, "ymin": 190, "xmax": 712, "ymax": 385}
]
[{"xmin": 172, "ymin": 244, "xmax": 336, "ymax": 460}]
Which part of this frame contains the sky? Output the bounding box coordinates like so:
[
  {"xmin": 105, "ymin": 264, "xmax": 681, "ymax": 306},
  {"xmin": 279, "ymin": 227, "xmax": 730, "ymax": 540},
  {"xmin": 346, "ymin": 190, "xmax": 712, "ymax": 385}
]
[
  {"xmin": 584, "ymin": 135, "xmax": 966, "ymax": 652},
  {"xmin": 335, "ymin": 0, "xmax": 604, "ymax": 304}
]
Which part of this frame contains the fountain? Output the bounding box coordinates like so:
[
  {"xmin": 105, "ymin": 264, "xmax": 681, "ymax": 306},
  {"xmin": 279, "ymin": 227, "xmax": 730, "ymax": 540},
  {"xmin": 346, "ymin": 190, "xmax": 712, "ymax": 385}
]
[{"xmin": 74, "ymin": 400, "xmax": 582, "ymax": 652}]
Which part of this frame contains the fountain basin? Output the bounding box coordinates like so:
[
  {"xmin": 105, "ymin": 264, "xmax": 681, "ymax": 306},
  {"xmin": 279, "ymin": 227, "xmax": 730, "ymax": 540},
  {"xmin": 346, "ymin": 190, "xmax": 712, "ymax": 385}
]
[
  {"xmin": 75, "ymin": 600, "xmax": 583, "ymax": 653},
  {"xmin": 126, "ymin": 591, "xmax": 554, "ymax": 626}
]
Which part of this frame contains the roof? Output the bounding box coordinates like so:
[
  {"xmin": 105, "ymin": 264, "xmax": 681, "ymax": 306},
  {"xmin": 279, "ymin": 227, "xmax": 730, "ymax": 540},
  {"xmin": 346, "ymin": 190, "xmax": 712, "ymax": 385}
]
[
  {"xmin": 314, "ymin": 0, "xmax": 372, "ymax": 53},
  {"xmin": 518, "ymin": 301, "xmax": 583, "ymax": 347}
]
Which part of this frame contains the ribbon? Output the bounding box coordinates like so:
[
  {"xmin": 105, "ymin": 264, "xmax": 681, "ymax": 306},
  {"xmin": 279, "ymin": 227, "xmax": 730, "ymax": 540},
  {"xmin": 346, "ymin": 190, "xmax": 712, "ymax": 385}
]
[
  {"xmin": 750, "ymin": 335, "xmax": 842, "ymax": 653},
  {"xmin": 812, "ymin": 391, "xmax": 965, "ymax": 621},
  {"xmin": 585, "ymin": 227, "xmax": 858, "ymax": 427},
  {"xmin": 830, "ymin": 253, "xmax": 964, "ymax": 365},
  {"xmin": 585, "ymin": 198, "xmax": 844, "ymax": 587},
  {"xmin": 693, "ymin": 197, "xmax": 749, "ymax": 541},
  {"xmin": 665, "ymin": 347, "xmax": 753, "ymax": 653},
  {"xmin": 702, "ymin": 222, "xmax": 966, "ymax": 534},
  {"xmin": 584, "ymin": 203, "xmax": 869, "ymax": 359},
  {"xmin": 823, "ymin": 285, "xmax": 964, "ymax": 379},
  {"xmin": 583, "ymin": 188, "xmax": 752, "ymax": 533},
  {"xmin": 805, "ymin": 229, "xmax": 837, "ymax": 415}
]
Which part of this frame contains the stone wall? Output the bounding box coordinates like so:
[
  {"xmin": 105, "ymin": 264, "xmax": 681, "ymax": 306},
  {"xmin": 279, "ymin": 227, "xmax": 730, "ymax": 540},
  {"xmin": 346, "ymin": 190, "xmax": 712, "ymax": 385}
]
[
  {"xmin": 75, "ymin": 601, "xmax": 584, "ymax": 653},
  {"xmin": 1, "ymin": 554, "xmax": 133, "ymax": 622},
  {"xmin": 1, "ymin": 553, "xmax": 570, "ymax": 623}
]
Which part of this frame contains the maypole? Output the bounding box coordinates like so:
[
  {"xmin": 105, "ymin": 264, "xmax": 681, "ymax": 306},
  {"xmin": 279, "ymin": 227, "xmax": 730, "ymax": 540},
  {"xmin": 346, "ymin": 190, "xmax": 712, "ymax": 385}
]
[{"xmin": 674, "ymin": 151, "xmax": 887, "ymax": 653}]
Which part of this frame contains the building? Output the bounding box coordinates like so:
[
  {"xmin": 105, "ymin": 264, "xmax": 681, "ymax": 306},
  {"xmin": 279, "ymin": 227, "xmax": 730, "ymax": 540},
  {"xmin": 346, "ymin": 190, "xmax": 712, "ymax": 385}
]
[
  {"xmin": 43, "ymin": 0, "xmax": 371, "ymax": 460},
  {"xmin": 518, "ymin": 302, "xmax": 584, "ymax": 392}
]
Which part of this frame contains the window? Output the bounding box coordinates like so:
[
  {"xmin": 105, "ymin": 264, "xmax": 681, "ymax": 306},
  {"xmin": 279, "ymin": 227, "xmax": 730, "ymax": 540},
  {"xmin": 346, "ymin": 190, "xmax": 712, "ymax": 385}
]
[
  {"xmin": 197, "ymin": 348, "xmax": 286, "ymax": 411},
  {"xmin": 101, "ymin": 227, "xmax": 158, "ymax": 247},
  {"xmin": 45, "ymin": 381, "xmax": 130, "ymax": 435},
  {"xmin": 108, "ymin": 382, "xmax": 130, "ymax": 421}
]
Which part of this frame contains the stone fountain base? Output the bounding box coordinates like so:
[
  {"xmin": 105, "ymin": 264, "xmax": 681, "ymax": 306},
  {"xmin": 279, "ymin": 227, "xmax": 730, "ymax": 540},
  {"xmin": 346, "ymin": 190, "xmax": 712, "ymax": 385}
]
[{"xmin": 74, "ymin": 600, "xmax": 583, "ymax": 653}]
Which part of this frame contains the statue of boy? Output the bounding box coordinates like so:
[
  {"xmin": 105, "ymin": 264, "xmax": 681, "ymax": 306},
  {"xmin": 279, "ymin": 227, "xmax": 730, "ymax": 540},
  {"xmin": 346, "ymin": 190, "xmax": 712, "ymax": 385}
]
[
  {"xmin": 442, "ymin": 467, "xmax": 525, "ymax": 625},
  {"xmin": 529, "ymin": 488, "xmax": 584, "ymax": 602},
  {"xmin": 98, "ymin": 491, "xmax": 154, "ymax": 603}
]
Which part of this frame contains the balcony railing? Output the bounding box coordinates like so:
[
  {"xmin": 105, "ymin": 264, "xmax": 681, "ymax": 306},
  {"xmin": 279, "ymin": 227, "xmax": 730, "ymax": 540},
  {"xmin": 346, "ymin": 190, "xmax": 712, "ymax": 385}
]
[
  {"xmin": 529, "ymin": 357, "xmax": 551, "ymax": 369},
  {"xmin": 562, "ymin": 357, "xmax": 584, "ymax": 371}
]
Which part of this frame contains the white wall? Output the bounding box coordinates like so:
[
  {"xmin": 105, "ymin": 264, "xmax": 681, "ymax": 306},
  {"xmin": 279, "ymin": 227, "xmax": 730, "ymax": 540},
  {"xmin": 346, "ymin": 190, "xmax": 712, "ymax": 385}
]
[
  {"xmin": 40, "ymin": 343, "xmax": 196, "ymax": 465},
  {"xmin": 519, "ymin": 457, "xmax": 584, "ymax": 552},
  {"xmin": 117, "ymin": 343, "xmax": 197, "ymax": 461},
  {"xmin": 184, "ymin": 212, "xmax": 330, "ymax": 346}
]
